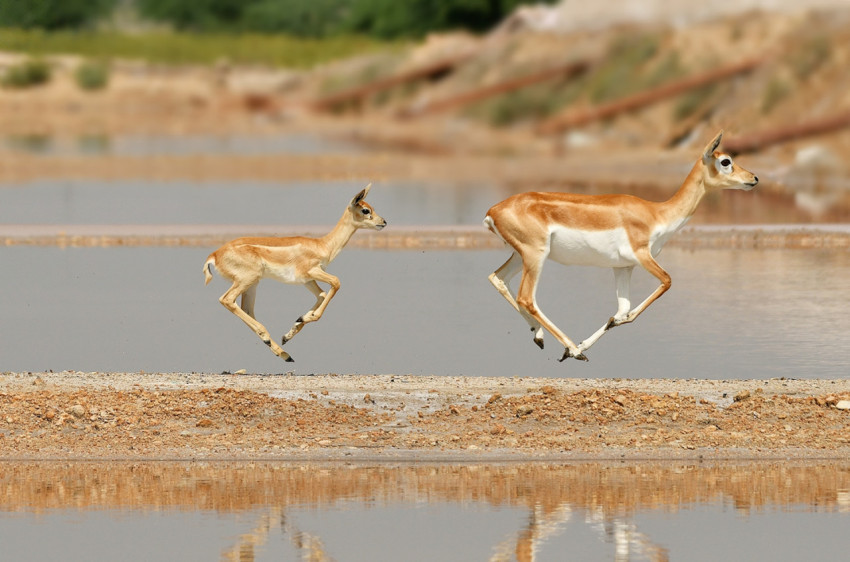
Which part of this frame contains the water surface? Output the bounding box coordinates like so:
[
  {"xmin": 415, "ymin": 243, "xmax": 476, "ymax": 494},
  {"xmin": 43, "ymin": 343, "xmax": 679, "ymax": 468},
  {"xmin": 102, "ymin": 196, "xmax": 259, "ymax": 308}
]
[
  {"xmin": 0, "ymin": 246, "xmax": 847, "ymax": 378},
  {"xmin": 0, "ymin": 177, "xmax": 840, "ymax": 226},
  {"xmin": 1, "ymin": 461, "xmax": 848, "ymax": 561},
  {"xmin": 3, "ymin": 133, "xmax": 363, "ymax": 157}
]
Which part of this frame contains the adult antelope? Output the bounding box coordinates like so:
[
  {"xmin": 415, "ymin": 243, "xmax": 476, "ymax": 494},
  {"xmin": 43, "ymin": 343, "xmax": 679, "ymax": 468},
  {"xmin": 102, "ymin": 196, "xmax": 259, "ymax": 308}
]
[
  {"xmin": 483, "ymin": 131, "xmax": 757, "ymax": 362},
  {"xmin": 203, "ymin": 184, "xmax": 386, "ymax": 362}
]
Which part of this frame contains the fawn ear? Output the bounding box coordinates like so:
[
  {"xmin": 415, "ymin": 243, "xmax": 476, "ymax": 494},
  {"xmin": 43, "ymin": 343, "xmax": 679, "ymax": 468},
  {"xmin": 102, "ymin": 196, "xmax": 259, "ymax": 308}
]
[
  {"xmin": 351, "ymin": 183, "xmax": 371, "ymax": 207},
  {"xmin": 703, "ymin": 131, "xmax": 723, "ymax": 161}
]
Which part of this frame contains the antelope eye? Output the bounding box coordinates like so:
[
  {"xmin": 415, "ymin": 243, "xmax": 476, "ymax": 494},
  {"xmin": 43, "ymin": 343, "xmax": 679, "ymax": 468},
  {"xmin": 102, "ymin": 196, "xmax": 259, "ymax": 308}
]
[
  {"xmin": 720, "ymin": 158, "xmax": 731, "ymax": 167},
  {"xmin": 361, "ymin": 208, "xmax": 370, "ymax": 215}
]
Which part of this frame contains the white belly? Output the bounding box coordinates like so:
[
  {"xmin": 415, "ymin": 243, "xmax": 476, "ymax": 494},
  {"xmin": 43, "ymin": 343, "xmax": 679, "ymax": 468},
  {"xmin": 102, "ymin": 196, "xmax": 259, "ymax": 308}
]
[
  {"xmin": 263, "ymin": 263, "xmax": 302, "ymax": 284},
  {"xmin": 548, "ymin": 226, "xmax": 638, "ymax": 267}
]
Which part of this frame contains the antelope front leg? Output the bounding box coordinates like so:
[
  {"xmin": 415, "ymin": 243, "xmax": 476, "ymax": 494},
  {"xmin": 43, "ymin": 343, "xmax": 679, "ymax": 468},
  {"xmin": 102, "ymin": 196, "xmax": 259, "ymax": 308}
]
[
  {"xmin": 282, "ymin": 281, "xmax": 325, "ymax": 344},
  {"xmin": 578, "ymin": 266, "xmax": 634, "ymax": 354},
  {"xmin": 282, "ymin": 271, "xmax": 340, "ymax": 344},
  {"xmin": 220, "ymin": 283, "xmax": 294, "ymax": 362}
]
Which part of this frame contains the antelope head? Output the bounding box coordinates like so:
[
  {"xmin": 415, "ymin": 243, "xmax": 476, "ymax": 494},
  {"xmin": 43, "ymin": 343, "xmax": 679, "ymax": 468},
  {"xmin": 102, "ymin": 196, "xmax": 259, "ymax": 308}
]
[
  {"xmin": 349, "ymin": 184, "xmax": 387, "ymax": 230},
  {"xmin": 701, "ymin": 131, "xmax": 759, "ymax": 191}
]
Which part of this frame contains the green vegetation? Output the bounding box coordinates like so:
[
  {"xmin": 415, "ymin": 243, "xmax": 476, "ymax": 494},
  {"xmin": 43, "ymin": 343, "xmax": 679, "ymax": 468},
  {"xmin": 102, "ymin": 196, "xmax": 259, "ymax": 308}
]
[
  {"xmin": 0, "ymin": 1, "xmax": 556, "ymax": 68},
  {"xmin": 0, "ymin": 29, "xmax": 398, "ymax": 68},
  {"xmin": 790, "ymin": 34, "xmax": 831, "ymax": 80},
  {"xmin": 586, "ymin": 32, "xmax": 661, "ymax": 103},
  {"xmin": 1, "ymin": 57, "xmax": 51, "ymax": 88},
  {"xmin": 0, "ymin": 0, "xmax": 116, "ymax": 30},
  {"xmin": 760, "ymin": 77, "xmax": 791, "ymax": 115},
  {"xmin": 469, "ymin": 78, "xmax": 583, "ymax": 127},
  {"xmin": 134, "ymin": 0, "xmax": 555, "ymax": 38},
  {"xmin": 0, "ymin": 0, "xmax": 555, "ymax": 39},
  {"xmin": 74, "ymin": 60, "xmax": 110, "ymax": 90},
  {"xmin": 673, "ymin": 84, "xmax": 717, "ymax": 121}
]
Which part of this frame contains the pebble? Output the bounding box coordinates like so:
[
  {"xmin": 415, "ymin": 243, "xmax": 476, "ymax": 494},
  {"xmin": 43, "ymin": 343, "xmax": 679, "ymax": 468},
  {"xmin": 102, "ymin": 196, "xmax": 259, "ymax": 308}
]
[
  {"xmin": 516, "ymin": 405, "xmax": 534, "ymax": 417},
  {"xmin": 836, "ymin": 400, "xmax": 850, "ymax": 411},
  {"xmin": 69, "ymin": 404, "xmax": 85, "ymax": 418},
  {"xmin": 734, "ymin": 390, "xmax": 751, "ymax": 402}
]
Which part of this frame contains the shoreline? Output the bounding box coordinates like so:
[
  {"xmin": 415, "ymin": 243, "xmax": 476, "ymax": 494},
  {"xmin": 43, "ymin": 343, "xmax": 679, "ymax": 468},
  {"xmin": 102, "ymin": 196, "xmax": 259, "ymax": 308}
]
[
  {"xmin": 1, "ymin": 371, "xmax": 848, "ymax": 462},
  {"xmin": 3, "ymin": 224, "xmax": 850, "ymax": 249}
]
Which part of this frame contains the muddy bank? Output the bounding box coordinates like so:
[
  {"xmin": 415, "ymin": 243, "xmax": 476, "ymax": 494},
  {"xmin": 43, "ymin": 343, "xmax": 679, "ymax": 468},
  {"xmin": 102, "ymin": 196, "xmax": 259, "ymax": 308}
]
[{"xmin": 1, "ymin": 372, "xmax": 848, "ymax": 461}]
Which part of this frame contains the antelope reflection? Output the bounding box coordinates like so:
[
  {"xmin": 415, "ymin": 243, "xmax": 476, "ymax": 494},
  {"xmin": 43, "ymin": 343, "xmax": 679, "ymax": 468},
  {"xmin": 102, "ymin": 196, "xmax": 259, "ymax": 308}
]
[
  {"xmin": 221, "ymin": 507, "xmax": 332, "ymax": 562},
  {"xmin": 490, "ymin": 503, "xmax": 667, "ymax": 562}
]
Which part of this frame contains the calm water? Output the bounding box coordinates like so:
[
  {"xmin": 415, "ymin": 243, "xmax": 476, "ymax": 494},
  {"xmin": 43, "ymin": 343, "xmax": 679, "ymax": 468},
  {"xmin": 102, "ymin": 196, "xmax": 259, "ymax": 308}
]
[
  {"xmin": 0, "ymin": 246, "xmax": 848, "ymax": 378},
  {"xmin": 3, "ymin": 133, "xmax": 363, "ymax": 157},
  {"xmin": 1, "ymin": 461, "xmax": 848, "ymax": 561},
  {"xmin": 0, "ymin": 179, "xmax": 511, "ymax": 227}
]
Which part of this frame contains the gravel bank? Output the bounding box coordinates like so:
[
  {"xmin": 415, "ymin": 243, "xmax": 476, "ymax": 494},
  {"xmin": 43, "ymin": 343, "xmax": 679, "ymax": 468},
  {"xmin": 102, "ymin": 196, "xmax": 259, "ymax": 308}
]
[{"xmin": 1, "ymin": 371, "xmax": 849, "ymax": 461}]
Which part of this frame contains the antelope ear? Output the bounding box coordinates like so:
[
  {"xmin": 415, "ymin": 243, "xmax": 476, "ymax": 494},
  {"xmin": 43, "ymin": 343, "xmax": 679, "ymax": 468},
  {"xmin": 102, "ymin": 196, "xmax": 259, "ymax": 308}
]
[
  {"xmin": 703, "ymin": 131, "xmax": 723, "ymax": 161},
  {"xmin": 350, "ymin": 183, "xmax": 371, "ymax": 207}
]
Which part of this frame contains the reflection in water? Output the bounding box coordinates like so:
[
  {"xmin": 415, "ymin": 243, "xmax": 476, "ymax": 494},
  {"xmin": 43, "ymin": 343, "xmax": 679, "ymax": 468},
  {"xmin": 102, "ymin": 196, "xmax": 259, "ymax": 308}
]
[{"xmin": 1, "ymin": 462, "xmax": 849, "ymax": 561}]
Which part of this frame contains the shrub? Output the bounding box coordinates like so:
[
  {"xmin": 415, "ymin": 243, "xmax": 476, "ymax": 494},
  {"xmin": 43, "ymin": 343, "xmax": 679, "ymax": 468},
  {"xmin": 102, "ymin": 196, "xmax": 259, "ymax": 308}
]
[
  {"xmin": 1, "ymin": 58, "xmax": 51, "ymax": 88},
  {"xmin": 760, "ymin": 77, "xmax": 791, "ymax": 115},
  {"xmin": 74, "ymin": 60, "xmax": 110, "ymax": 90}
]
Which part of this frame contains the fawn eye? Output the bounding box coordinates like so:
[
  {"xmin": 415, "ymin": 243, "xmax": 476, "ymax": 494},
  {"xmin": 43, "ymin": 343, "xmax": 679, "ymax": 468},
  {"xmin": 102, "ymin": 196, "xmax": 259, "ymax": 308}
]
[
  {"xmin": 361, "ymin": 208, "xmax": 370, "ymax": 215},
  {"xmin": 720, "ymin": 158, "xmax": 731, "ymax": 167}
]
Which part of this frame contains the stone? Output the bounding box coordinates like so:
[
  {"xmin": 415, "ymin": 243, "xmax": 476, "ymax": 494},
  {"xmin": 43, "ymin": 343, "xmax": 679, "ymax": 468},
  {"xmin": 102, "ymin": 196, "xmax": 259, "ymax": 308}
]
[
  {"xmin": 69, "ymin": 404, "xmax": 85, "ymax": 418},
  {"xmin": 516, "ymin": 405, "xmax": 534, "ymax": 417},
  {"xmin": 734, "ymin": 390, "xmax": 751, "ymax": 402},
  {"xmin": 835, "ymin": 400, "xmax": 850, "ymax": 411}
]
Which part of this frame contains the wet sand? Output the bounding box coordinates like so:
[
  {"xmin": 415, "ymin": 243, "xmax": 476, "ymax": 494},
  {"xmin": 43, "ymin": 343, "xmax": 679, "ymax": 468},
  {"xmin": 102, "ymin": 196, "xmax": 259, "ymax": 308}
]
[{"xmin": 1, "ymin": 371, "xmax": 848, "ymax": 461}]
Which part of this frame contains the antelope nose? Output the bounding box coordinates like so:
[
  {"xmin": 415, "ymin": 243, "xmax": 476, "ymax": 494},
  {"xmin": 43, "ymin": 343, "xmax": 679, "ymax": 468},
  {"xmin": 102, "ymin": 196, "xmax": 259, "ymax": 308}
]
[{"xmin": 753, "ymin": 176, "xmax": 759, "ymax": 183}]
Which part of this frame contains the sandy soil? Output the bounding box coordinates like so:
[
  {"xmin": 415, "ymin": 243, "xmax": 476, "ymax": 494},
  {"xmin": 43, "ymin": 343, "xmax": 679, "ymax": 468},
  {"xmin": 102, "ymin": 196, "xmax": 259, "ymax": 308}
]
[{"xmin": 1, "ymin": 371, "xmax": 849, "ymax": 461}]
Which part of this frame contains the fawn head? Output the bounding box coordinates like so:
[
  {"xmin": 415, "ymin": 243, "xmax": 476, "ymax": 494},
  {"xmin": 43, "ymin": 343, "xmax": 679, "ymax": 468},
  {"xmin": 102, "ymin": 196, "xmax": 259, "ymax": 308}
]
[
  {"xmin": 349, "ymin": 184, "xmax": 387, "ymax": 230},
  {"xmin": 701, "ymin": 131, "xmax": 759, "ymax": 191}
]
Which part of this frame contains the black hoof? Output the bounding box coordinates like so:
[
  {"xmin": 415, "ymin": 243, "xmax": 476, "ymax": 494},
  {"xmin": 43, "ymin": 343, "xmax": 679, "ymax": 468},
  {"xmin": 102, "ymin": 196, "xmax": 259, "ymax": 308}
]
[
  {"xmin": 534, "ymin": 338, "xmax": 544, "ymax": 350},
  {"xmin": 281, "ymin": 335, "xmax": 289, "ymax": 345},
  {"xmin": 559, "ymin": 349, "xmax": 589, "ymax": 363},
  {"xmin": 285, "ymin": 356, "xmax": 295, "ymax": 363}
]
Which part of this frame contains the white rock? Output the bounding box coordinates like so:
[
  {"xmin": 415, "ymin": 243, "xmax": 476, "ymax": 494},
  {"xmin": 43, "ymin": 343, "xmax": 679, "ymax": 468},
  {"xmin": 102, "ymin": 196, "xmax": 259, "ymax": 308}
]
[{"xmin": 835, "ymin": 400, "xmax": 850, "ymax": 411}]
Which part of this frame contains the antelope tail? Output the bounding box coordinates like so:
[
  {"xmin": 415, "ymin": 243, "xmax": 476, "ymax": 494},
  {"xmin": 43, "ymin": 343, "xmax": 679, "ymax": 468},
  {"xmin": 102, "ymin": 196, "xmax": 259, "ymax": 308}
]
[{"xmin": 203, "ymin": 256, "xmax": 215, "ymax": 285}]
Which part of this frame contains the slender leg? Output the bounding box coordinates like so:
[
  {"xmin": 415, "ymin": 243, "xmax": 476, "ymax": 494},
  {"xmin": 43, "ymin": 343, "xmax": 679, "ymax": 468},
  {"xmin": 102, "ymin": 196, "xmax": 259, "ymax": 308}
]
[
  {"xmin": 220, "ymin": 280, "xmax": 293, "ymax": 362},
  {"xmin": 301, "ymin": 268, "xmax": 340, "ymax": 322},
  {"xmin": 489, "ymin": 252, "xmax": 545, "ymax": 348},
  {"xmin": 240, "ymin": 283, "xmax": 258, "ymax": 318},
  {"xmin": 578, "ymin": 250, "xmax": 671, "ymax": 354},
  {"xmin": 280, "ymin": 269, "xmax": 340, "ymax": 345},
  {"xmin": 282, "ymin": 281, "xmax": 325, "ymax": 344},
  {"xmin": 514, "ymin": 254, "xmax": 587, "ymax": 361},
  {"xmin": 618, "ymin": 249, "xmax": 671, "ymax": 323},
  {"xmin": 578, "ymin": 266, "xmax": 633, "ymax": 353}
]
